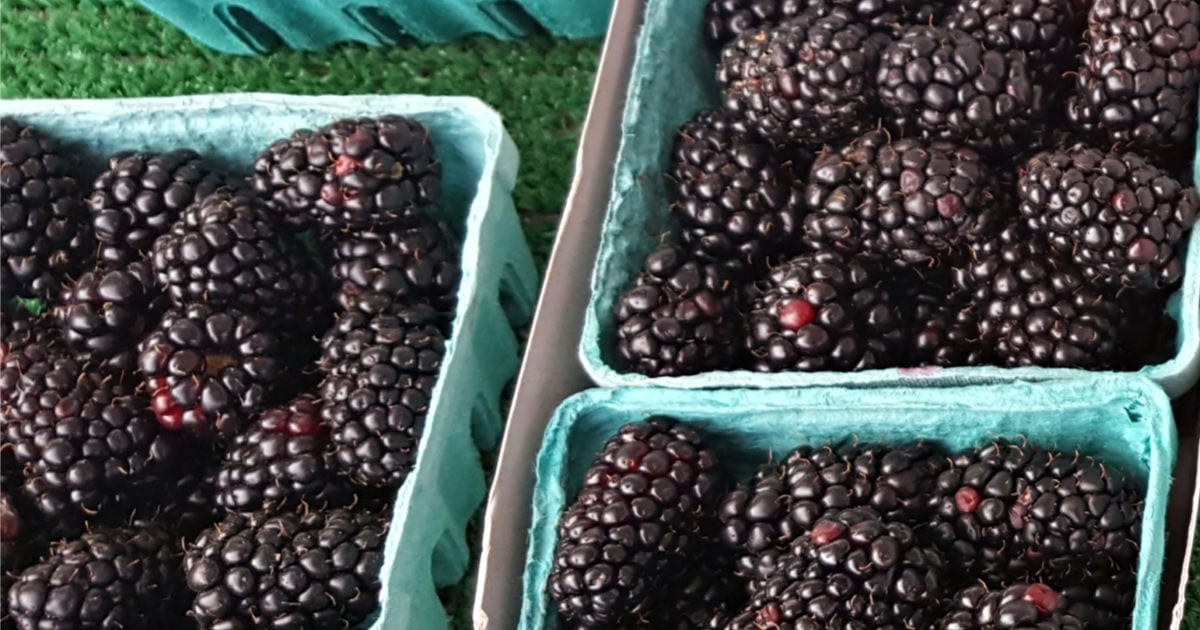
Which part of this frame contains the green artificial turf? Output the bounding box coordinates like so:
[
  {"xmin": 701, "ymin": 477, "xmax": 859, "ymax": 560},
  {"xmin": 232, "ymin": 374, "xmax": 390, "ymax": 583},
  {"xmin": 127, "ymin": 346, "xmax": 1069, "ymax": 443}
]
[{"xmin": 0, "ymin": 0, "xmax": 600, "ymax": 267}]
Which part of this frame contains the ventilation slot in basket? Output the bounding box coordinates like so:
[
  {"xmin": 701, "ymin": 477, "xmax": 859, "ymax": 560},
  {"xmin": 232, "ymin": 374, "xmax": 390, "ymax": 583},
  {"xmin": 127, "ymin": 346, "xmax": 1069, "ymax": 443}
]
[
  {"xmin": 213, "ymin": 5, "xmax": 282, "ymax": 53},
  {"xmin": 344, "ymin": 6, "xmax": 409, "ymax": 45},
  {"xmin": 480, "ymin": 1, "xmax": 544, "ymax": 37}
]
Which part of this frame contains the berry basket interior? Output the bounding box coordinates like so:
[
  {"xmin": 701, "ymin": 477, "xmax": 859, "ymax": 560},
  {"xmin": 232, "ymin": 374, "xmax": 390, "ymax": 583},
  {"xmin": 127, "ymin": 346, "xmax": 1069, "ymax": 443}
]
[
  {"xmin": 135, "ymin": 0, "xmax": 613, "ymax": 54},
  {"xmin": 578, "ymin": 0, "xmax": 1200, "ymax": 397},
  {"xmin": 518, "ymin": 377, "xmax": 1177, "ymax": 629},
  {"xmin": 0, "ymin": 93, "xmax": 539, "ymax": 629}
]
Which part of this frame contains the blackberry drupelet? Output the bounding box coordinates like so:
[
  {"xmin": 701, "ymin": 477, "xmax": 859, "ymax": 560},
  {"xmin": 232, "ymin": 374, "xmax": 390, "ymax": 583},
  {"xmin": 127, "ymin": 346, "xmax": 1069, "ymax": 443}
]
[
  {"xmin": 54, "ymin": 261, "xmax": 165, "ymax": 372},
  {"xmin": 1054, "ymin": 562, "xmax": 1136, "ymax": 629},
  {"xmin": 1, "ymin": 118, "xmax": 89, "ymax": 301},
  {"xmin": 744, "ymin": 250, "xmax": 903, "ymax": 371},
  {"xmin": 139, "ymin": 304, "xmax": 280, "ymax": 436},
  {"xmin": 953, "ymin": 230, "xmax": 1122, "ymax": 368},
  {"xmin": 252, "ymin": 116, "xmax": 442, "ymax": 231},
  {"xmin": 877, "ymin": 26, "xmax": 1048, "ymax": 152},
  {"xmin": 944, "ymin": 0, "xmax": 1081, "ymax": 81},
  {"xmin": 1068, "ymin": 0, "xmax": 1200, "ymax": 148},
  {"xmin": 185, "ymin": 508, "xmax": 388, "ymax": 629},
  {"xmin": 1, "ymin": 329, "xmax": 92, "ymax": 441},
  {"xmin": 896, "ymin": 268, "xmax": 987, "ymax": 367},
  {"xmin": 88, "ymin": 149, "xmax": 225, "ymax": 265},
  {"xmin": 1, "ymin": 489, "xmax": 46, "ymax": 630},
  {"xmin": 803, "ymin": 130, "xmax": 1005, "ymax": 265},
  {"xmin": 718, "ymin": 441, "xmax": 944, "ymax": 578},
  {"xmin": 704, "ymin": 0, "xmax": 805, "ymax": 48},
  {"xmin": 319, "ymin": 306, "xmax": 445, "ymax": 488},
  {"xmin": 7, "ymin": 526, "xmax": 187, "ymax": 629},
  {"xmin": 215, "ymin": 395, "xmax": 353, "ymax": 513},
  {"xmin": 151, "ymin": 188, "xmax": 313, "ymax": 320},
  {"xmin": 670, "ymin": 110, "xmax": 809, "ymax": 272},
  {"xmin": 547, "ymin": 418, "xmax": 725, "ymax": 627},
  {"xmin": 330, "ymin": 217, "xmax": 461, "ymax": 319},
  {"xmin": 8, "ymin": 377, "xmax": 188, "ymax": 538},
  {"xmin": 728, "ymin": 508, "xmax": 945, "ymax": 629},
  {"xmin": 642, "ymin": 548, "xmax": 747, "ymax": 629},
  {"xmin": 939, "ymin": 583, "xmax": 1088, "ymax": 629},
  {"xmin": 718, "ymin": 9, "xmax": 883, "ymax": 145},
  {"xmin": 613, "ymin": 245, "xmax": 742, "ymax": 377},
  {"xmin": 1017, "ymin": 144, "xmax": 1199, "ymax": 289}
]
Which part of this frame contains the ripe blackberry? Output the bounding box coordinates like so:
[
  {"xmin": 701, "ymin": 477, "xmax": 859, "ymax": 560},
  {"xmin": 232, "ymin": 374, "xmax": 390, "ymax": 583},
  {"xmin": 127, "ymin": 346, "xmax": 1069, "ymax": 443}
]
[
  {"xmin": 1017, "ymin": 144, "xmax": 1199, "ymax": 289},
  {"xmin": 728, "ymin": 508, "xmax": 945, "ymax": 629},
  {"xmin": 804, "ymin": 130, "xmax": 1005, "ymax": 265},
  {"xmin": 954, "ymin": 231, "xmax": 1121, "ymax": 368},
  {"xmin": 151, "ymin": 188, "xmax": 314, "ymax": 321},
  {"xmin": 670, "ymin": 110, "xmax": 809, "ymax": 272},
  {"xmin": 704, "ymin": 0, "xmax": 806, "ymax": 47},
  {"xmin": 319, "ymin": 306, "xmax": 445, "ymax": 488},
  {"xmin": 894, "ymin": 268, "xmax": 987, "ymax": 367},
  {"xmin": 330, "ymin": 217, "xmax": 461, "ymax": 320},
  {"xmin": 939, "ymin": 583, "xmax": 1089, "ymax": 629},
  {"xmin": 139, "ymin": 304, "xmax": 280, "ymax": 436},
  {"xmin": 877, "ymin": 26, "xmax": 1049, "ymax": 152},
  {"xmin": 547, "ymin": 418, "xmax": 725, "ymax": 627},
  {"xmin": 1068, "ymin": 0, "xmax": 1200, "ymax": 148},
  {"xmin": 88, "ymin": 149, "xmax": 225, "ymax": 265},
  {"xmin": 944, "ymin": 0, "xmax": 1081, "ymax": 81},
  {"xmin": 613, "ymin": 245, "xmax": 742, "ymax": 377},
  {"xmin": 7, "ymin": 377, "xmax": 188, "ymax": 538},
  {"xmin": 7, "ymin": 525, "xmax": 187, "ymax": 629},
  {"xmin": 643, "ymin": 548, "xmax": 746, "ymax": 629},
  {"xmin": 1, "ymin": 489, "xmax": 46, "ymax": 629},
  {"xmin": 744, "ymin": 251, "xmax": 903, "ymax": 371},
  {"xmin": 54, "ymin": 261, "xmax": 165, "ymax": 371},
  {"xmin": 252, "ymin": 116, "xmax": 441, "ymax": 231},
  {"xmin": 718, "ymin": 441, "xmax": 944, "ymax": 578},
  {"xmin": 0, "ymin": 118, "xmax": 89, "ymax": 301},
  {"xmin": 185, "ymin": 507, "xmax": 387, "ymax": 629},
  {"xmin": 1053, "ymin": 562, "xmax": 1136, "ymax": 629},
  {"xmin": 215, "ymin": 395, "xmax": 353, "ymax": 513},
  {"xmin": 718, "ymin": 9, "xmax": 884, "ymax": 145},
  {"xmin": 1, "ymin": 330, "xmax": 91, "ymax": 440}
]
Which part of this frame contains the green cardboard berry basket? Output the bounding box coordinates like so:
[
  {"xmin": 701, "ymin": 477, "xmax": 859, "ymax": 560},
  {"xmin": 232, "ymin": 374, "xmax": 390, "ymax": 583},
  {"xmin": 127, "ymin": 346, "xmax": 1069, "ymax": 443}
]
[
  {"xmin": 578, "ymin": 0, "xmax": 1200, "ymax": 398},
  {"xmin": 518, "ymin": 377, "xmax": 1177, "ymax": 629},
  {"xmin": 0, "ymin": 93, "xmax": 539, "ymax": 629},
  {"xmin": 135, "ymin": 0, "xmax": 614, "ymax": 54}
]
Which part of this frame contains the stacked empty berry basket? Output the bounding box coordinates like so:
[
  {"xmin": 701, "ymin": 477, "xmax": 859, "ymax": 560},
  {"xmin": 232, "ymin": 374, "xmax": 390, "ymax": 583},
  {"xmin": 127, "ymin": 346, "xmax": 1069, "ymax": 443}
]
[
  {"xmin": 582, "ymin": 0, "xmax": 1200, "ymax": 396},
  {"xmin": 0, "ymin": 94, "xmax": 536, "ymax": 629}
]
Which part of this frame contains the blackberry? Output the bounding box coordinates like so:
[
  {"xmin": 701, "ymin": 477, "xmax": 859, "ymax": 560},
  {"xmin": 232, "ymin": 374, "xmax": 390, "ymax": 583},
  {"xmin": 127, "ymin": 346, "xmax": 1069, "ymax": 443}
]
[
  {"xmin": 718, "ymin": 9, "xmax": 884, "ymax": 145},
  {"xmin": 744, "ymin": 251, "xmax": 903, "ymax": 371},
  {"xmin": 1, "ymin": 331, "xmax": 92, "ymax": 442},
  {"xmin": 319, "ymin": 306, "xmax": 445, "ymax": 488},
  {"xmin": 613, "ymin": 245, "xmax": 742, "ymax": 377},
  {"xmin": 1068, "ymin": 0, "xmax": 1200, "ymax": 148},
  {"xmin": 88, "ymin": 149, "xmax": 225, "ymax": 265},
  {"xmin": 151, "ymin": 188, "xmax": 314, "ymax": 320},
  {"xmin": 0, "ymin": 118, "xmax": 89, "ymax": 301},
  {"xmin": 642, "ymin": 548, "xmax": 746, "ymax": 629},
  {"xmin": 704, "ymin": 0, "xmax": 806, "ymax": 48},
  {"xmin": 877, "ymin": 26, "xmax": 1049, "ymax": 152},
  {"xmin": 252, "ymin": 116, "xmax": 441, "ymax": 231},
  {"xmin": 944, "ymin": 0, "xmax": 1081, "ymax": 81},
  {"xmin": 804, "ymin": 130, "xmax": 1005, "ymax": 265},
  {"xmin": 1016, "ymin": 144, "xmax": 1199, "ymax": 289},
  {"xmin": 8, "ymin": 377, "xmax": 189, "ymax": 538},
  {"xmin": 895, "ymin": 268, "xmax": 987, "ymax": 367},
  {"xmin": 953, "ymin": 230, "xmax": 1122, "ymax": 368},
  {"xmin": 1053, "ymin": 562, "xmax": 1136, "ymax": 629},
  {"xmin": 185, "ymin": 507, "xmax": 388, "ymax": 629},
  {"xmin": 718, "ymin": 441, "xmax": 944, "ymax": 578},
  {"xmin": 8, "ymin": 525, "xmax": 187, "ymax": 629},
  {"xmin": 54, "ymin": 260, "xmax": 165, "ymax": 371},
  {"xmin": 939, "ymin": 583, "xmax": 1089, "ymax": 629},
  {"xmin": 670, "ymin": 110, "xmax": 809, "ymax": 271},
  {"xmin": 139, "ymin": 304, "xmax": 280, "ymax": 436},
  {"xmin": 1, "ymin": 490, "xmax": 46, "ymax": 629},
  {"xmin": 330, "ymin": 217, "xmax": 461, "ymax": 320},
  {"xmin": 547, "ymin": 418, "xmax": 725, "ymax": 627},
  {"xmin": 728, "ymin": 508, "xmax": 945, "ymax": 629},
  {"xmin": 215, "ymin": 395, "xmax": 353, "ymax": 513}
]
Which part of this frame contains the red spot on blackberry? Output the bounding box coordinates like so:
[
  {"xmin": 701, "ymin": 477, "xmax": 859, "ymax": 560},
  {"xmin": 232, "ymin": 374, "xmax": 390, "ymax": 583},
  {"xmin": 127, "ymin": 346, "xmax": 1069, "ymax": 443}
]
[
  {"xmin": 777, "ymin": 299, "xmax": 816, "ymax": 331},
  {"xmin": 812, "ymin": 520, "xmax": 847, "ymax": 545},
  {"xmin": 321, "ymin": 185, "xmax": 343, "ymax": 205},
  {"xmin": 1023, "ymin": 583, "xmax": 1062, "ymax": 617},
  {"xmin": 955, "ymin": 487, "xmax": 981, "ymax": 513},
  {"xmin": 333, "ymin": 155, "xmax": 362, "ymax": 177},
  {"xmin": 0, "ymin": 499, "xmax": 19, "ymax": 541},
  {"xmin": 1127, "ymin": 237, "xmax": 1157, "ymax": 263},
  {"xmin": 1111, "ymin": 190, "xmax": 1135, "ymax": 213},
  {"xmin": 759, "ymin": 602, "xmax": 783, "ymax": 624}
]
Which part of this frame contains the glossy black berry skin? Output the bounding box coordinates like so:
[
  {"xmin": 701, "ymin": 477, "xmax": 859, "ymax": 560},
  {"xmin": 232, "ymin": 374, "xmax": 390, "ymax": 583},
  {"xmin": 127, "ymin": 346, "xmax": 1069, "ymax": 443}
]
[
  {"xmin": 185, "ymin": 508, "xmax": 388, "ymax": 629},
  {"xmin": 253, "ymin": 115, "xmax": 441, "ymax": 231},
  {"xmin": 548, "ymin": 418, "xmax": 725, "ymax": 627},
  {"xmin": 139, "ymin": 304, "xmax": 280, "ymax": 436},
  {"xmin": 55, "ymin": 261, "xmax": 165, "ymax": 371},
  {"xmin": 945, "ymin": 0, "xmax": 1081, "ymax": 81},
  {"xmin": 1017, "ymin": 144, "xmax": 1198, "ymax": 289},
  {"xmin": 938, "ymin": 583, "xmax": 1088, "ymax": 629},
  {"xmin": 613, "ymin": 245, "xmax": 742, "ymax": 377},
  {"xmin": 88, "ymin": 149, "xmax": 225, "ymax": 264}
]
